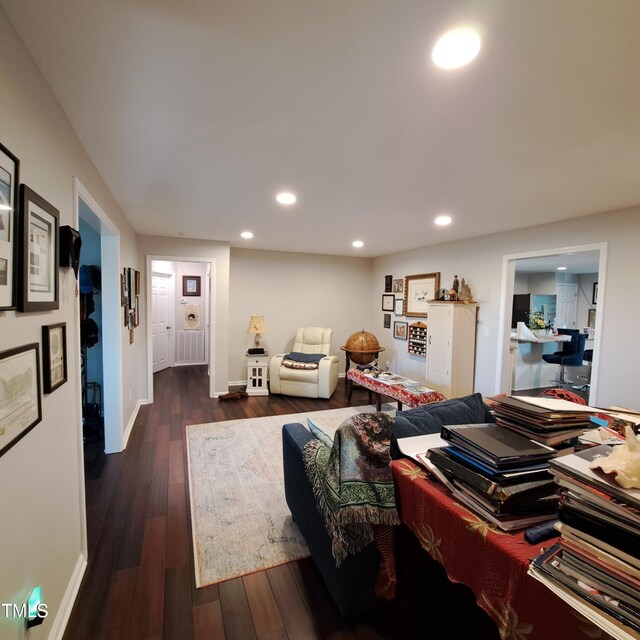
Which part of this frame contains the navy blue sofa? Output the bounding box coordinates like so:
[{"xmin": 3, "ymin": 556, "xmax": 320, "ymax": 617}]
[{"xmin": 281, "ymin": 393, "xmax": 494, "ymax": 617}]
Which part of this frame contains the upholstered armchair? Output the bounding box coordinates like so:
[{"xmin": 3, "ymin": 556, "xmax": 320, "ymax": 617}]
[{"xmin": 269, "ymin": 327, "xmax": 339, "ymax": 399}]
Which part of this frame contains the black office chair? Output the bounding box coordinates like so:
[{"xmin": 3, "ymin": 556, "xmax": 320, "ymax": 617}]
[
  {"xmin": 572, "ymin": 349, "xmax": 593, "ymax": 392},
  {"xmin": 542, "ymin": 329, "xmax": 586, "ymax": 387}
]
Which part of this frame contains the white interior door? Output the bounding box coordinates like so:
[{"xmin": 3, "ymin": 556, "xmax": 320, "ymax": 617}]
[
  {"xmin": 556, "ymin": 283, "xmax": 578, "ymax": 329},
  {"xmin": 152, "ymin": 272, "xmax": 173, "ymax": 373}
]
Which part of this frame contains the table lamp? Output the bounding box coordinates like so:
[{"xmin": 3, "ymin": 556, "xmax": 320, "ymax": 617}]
[{"xmin": 247, "ymin": 314, "xmax": 267, "ymax": 347}]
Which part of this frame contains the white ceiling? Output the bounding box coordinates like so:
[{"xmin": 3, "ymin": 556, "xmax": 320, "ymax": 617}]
[
  {"xmin": 2, "ymin": 0, "xmax": 639, "ymax": 258},
  {"xmin": 515, "ymin": 250, "xmax": 599, "ymax": 274}
]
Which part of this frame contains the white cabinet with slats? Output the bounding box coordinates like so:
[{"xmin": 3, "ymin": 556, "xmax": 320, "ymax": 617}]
[{"xmin": 425, "ymin": 302, "xmax": 478, "ymax": 398}]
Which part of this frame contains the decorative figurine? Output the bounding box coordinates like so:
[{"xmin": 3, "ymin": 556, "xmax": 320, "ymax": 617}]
[
  {"xmin": 458, "ymin": 278, "xmax": 473, "ymax": 302},
  {"xmin": 452, "ymin": 275, "xmax": 460, "ymax": 294}
]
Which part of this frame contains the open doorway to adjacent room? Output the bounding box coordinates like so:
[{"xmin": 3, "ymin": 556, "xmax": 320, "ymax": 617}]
[
  {"xmin": 496, "ymin": 243, "xmax": 607, "ymax": 405},
  {"xmin": 149, "ymin": 258, "xmax": 210, "ymax": 375}
]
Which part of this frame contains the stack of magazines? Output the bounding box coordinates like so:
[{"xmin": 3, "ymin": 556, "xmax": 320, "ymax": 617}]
[
  {"xmin": 528, "ymin": 445, "xmax": 640, "ymax": 637},
  {"xmin": 491, "ymin": 396, "xmax": 594, "ymax": 447},
  {"xmin": 424, "ymin": 423, "xmax": 559, "ymax": 531}
]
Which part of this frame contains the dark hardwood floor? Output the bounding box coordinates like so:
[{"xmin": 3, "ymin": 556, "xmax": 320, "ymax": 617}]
[{"xmin": 64, "ymin": 366, "xmax": 394, "ymax": 640}]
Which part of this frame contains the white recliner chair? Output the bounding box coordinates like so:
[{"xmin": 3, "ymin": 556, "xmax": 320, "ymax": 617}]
[{"xmin": 269, "ymin": 327, "xmax": 339, "ymax": 399}]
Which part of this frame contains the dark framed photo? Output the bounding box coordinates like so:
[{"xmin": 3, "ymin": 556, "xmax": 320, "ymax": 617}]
[
  {"xmin": 404, "ymin": 272, "xmax": 440, "ymax": 318},
  {"xmin": 392, "ymin": 278, "xmax": 403, "ymax": 293},
  {"xmin": 394, "ymin": 298, "xmax": 404, "ymax": 315},
  {"xmin": 384, "ymin": 274, "xmax": 393, "ymax": 292},
  {"xmin": 42, "ymin": 323, "xmax": 67, "ymax": 393},
  {"xmin": 183, "ymin": 275, "xmax": 201, "ymax": 297},
  {"xmin": 127, "ymin": 267, "xmax": 136, "ymax": 309},
  {"xmin": 17, "ymin": 185, "xmax": 59, "ymax": 312},
  {"xmin": 382, "ymin": 293, "xmax": 395, "ymax": 311},
  {"xmin": 394, "ymin": 321, "xmax": 408, "ymax": 340},
  {"xmin": 588, "ymin": 308, "xmax": 596, "ymax": 330},
  {"xmin": 383, "ymin": 313, "xmax": 391, "ymax": 328},
  {"xmin": 0, "ymin": 142, "xmax": 19, "ymax": 310},
  {"xmin": 592, "ymin": 282, "xmax": 598, "ymax": 305},
  {"xmin": 0, "ymin": 342, "xmax": 42, "ymax": 457},
  {"xmin": 135, "ymin": 269, "xmax": 141, "ymax": 296},
  {"xmin": 120, "ymin": 272, "xmax": 127, "ymax": 306}
]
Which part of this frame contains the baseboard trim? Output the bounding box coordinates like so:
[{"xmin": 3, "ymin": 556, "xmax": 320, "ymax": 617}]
[
  {"xmin": 47, "ymin": 552, "xmax": 87, "ymax": 640},
  {"xmin": 122, "ymin": 399, "xmax": 146, "ymax": 448}
]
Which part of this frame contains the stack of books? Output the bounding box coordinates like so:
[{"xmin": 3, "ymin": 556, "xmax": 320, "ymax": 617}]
[
  {"xmin": 424, "ymin": 423, "xmax": 559, "ymax": 531},
  {"xmin": 491, "ymin": 396, "xmax": 594, "ymax": 448},
  {"xmin": 529, "ymin": 445, "xmax": 640, "ymax": 637}
]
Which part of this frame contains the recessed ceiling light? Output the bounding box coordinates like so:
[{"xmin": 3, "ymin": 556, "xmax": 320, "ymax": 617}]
[
  {"xmin": 432, "ymin": 27, "xmax": 481, "ymax": 69},
  {"xmin": 241, "ymin": 231, "xmax": 254, "ymax": 239},
  {"xmin": 352, "ymin": 240, "xmax": 364, "ymax": 248},
  {"xmin": 276, "ymin": 192, "xmax": 296, "ymax": 205},
  {"xmin": 557, "ymin": 266, "xmax": 567, "ymax": 271},
  {"xmin": 434, "ymin": 215, "xmax": 452, "ymax": 226}
]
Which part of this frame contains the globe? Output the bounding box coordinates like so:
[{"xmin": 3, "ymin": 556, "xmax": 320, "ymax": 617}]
[{"xmin": 341, "ymin": 330, "xmax": 384, "ymax": 365}]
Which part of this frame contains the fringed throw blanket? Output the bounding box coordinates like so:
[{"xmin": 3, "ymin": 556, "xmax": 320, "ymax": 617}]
[{"xmin": 303, "ymin": 411, "xmax": 399, "ymax": 596}]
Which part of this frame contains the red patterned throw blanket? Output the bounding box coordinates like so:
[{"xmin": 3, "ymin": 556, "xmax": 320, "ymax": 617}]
[{"xmin": 303, "ymin": 412, "xmax": 399, "ymax": 597}]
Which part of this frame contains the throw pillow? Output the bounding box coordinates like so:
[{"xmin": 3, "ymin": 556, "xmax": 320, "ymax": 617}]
[
  {"xmin": 286, "ymin": 352, "xmax": 326, "ymax": 363},
  {"xmin": 390, "ymin": 393, "xmax": 494, "ymax": 459},
  {"xmin": 307, "ymin": 416, "xmax": 334, "ymax": 448}
]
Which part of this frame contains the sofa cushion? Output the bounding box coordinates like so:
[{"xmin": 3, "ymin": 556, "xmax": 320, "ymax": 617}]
[
  {"xmin": 307, "ymin": 416, "xmax": 334, "ymax": 448},
  {"xmin": 390, "ymin": 393, "xmax": 493, "ymax": 459}
]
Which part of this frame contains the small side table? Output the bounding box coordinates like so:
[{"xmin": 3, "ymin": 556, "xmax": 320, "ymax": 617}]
[{"xmin": 246, "ymin": 353, "xmax": 269, "ymax": 396}]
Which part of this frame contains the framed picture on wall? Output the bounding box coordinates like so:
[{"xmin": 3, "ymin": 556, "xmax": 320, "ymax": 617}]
[
  {"xmin": 382, "ymin": 293, "xmax": 395, "ymax": 311},
  {"xmin": 383, "ymin": 313, "xmax": 391, "ymax": 328},
  {"xmin": 592, "ymin": 282, "xmax": 598, "ymax": 305},
  {"xmin": 42, "ymin": 323, "xmax": 67, "ymax": 393},
  {"xmin": 394, "ymin": 298, "xmax": 404, "ymax": 315},
  {"xmin": 384, "ymin": 274, "xmax": 393, "ymax": 292},
  {"xmin": 183, "ymin": 275, "xmax": 201, "ymax": 297},
  {"xmin": 392, "ymin": 278, "xmax": 403, "ymax": 293},
  {"xmin": 0, "ymin": 142, "xmax": 19, "ymax": 310},
  {"xmin": 404, "ymin": 272, "xmax": 440, "ymax": 318},
  {"xmin": 17, "ymin": 185, "xmax": 59, "ymax": 312},
  {"xmin": 0, "ymin": 343, "xmax": 42, "ymax": 457},
  {"xmin": 394, "ymin": 321, "xmax": 408, "ymax": 340}
]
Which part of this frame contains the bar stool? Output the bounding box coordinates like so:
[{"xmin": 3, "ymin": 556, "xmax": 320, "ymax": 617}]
[
  {"xmin": 572, "ymin": 349, "xmax": 593, "ymax": 392},
  {"xmin": 542, "ymin": 329, "xmax": 586, "ymax": 387}
]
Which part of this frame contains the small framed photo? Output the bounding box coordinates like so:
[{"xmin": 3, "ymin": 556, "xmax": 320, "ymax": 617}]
[
  {"xmin": 392, "ymin": 278, "xmax": 404, "ymax": 293},
  {"xmin": 588, "ymin": 308, "xmax": 596, "ymax": 330},
  {"xmin": 0, "ymin": 343, "xmax": 42, "ymax": 457},
  {"xmin": 592, "ymin": 282, "xmax": 598, "ymax": 305},
  {"xmin": 394, "ymin": 321, "xmax": 408, "ymax": 340},
  {"xmin": 394, "ymin": 298, "xmax": 404, "ymax": 315},
  {"xmin": 127, "ymin": 267, "xmax": 136, "ymax": 309},
  {"xmin": 384, "ymin": 274, "xmax": 393, "ymax": 292},
  {"xmin": 383, "ymin": 313, "xmax": 391, "ymax": 329},
  {"xmin": 120, "ymin": 272, "xmax": 127, "ymax": 307},
  {"xmin": 42, "ymin": 323, "xmax": 67, "ymax": 393},
  {"xmin": 404, "ymin": 272, "xmax": 440, "ymax": 318},
  {"xmin": 382, "ymin": 293, "xmax": 395, "ymax": 311},
  {"xmin": 183, "ymin": 275, "xmax": 201, "ymax": 297},
  {"xmin": 0, "ymin": 142, "xmax": 20, "ymax": 310},
  {"xmin": 17, "ymin": 185, "xmax": 59, "ymax": 312},
  {"xmin": 135, "ymin": 270, "xmax": 141, "ymax": 296}
]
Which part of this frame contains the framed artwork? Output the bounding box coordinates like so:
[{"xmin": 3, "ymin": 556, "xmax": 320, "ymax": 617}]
[
  {"xmin": 404, "ymin": 272, "xmax": 440, "ymax": 318},
  {"xmin": 588, "ymin": 308, "xmax": 596, "ymax": 330},
  {"xmin": 394, "ymin": 321, "xmax": 408, "ymax": 340},
  {"xmin": 592, "ymin": 282, "xmax": 598, "ymax": 305},
  {"xmin": 384, "ymin": 274, "xmax": 393, "ymax": 292},
  {"xmin": 135, "ymin": 270, "xmax": 141, "ymax": 296},
  {"xmin": 127, "ymin": 267, "xmax": 136, "ymax": 309},
  {"xmin": 0, "ymin": 142, "xmax": 19, "ymax": 310},
  {"xmin": 383, "ymin": 313, "xmax": 391, "ymax": 328},
  {"xmin": 394, "ymin": 298, "xmax": 404, "ymax": 315},
  {"xmin": 392, "ymin": 278, "xmax": 403, "ymax": 293},
  {"xmin": 42, "ymin": 323, "xmax": 67, "ymax": 393},
  {"xmin": 0, "ymin": 343, "xmax": 42, "ymax": 457},
  {"xmin": 183, "ymin": 275, "xmax": 201, "ymax": 297},
  {"xmin": 133, "ymin": 299, "xmax": 139, "ymax": 327},
  {"xmin": 382, "ymin": 293, "xmax": 395, "ymax": 311},
  {"xmin": 17, "ymin": 185, "xmax": 59, "ymax": 312},
  {"xmin": 120, "ymin": 272, "xmax": 127, "ymax": 306}
]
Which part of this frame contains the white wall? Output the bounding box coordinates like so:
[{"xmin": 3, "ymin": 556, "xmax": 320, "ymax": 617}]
[
  {"xmin": 139, "ymin": 236, "xmax": 230, "ymax": 397},
  {"xmin": 577, "ymin": 273, "xmax": 598, "ymax": 331},
  {"xmin": 0, "ymin": 8, "xmax": 140, "ymax": 640},
  {"xmin": 229, "ymin": 248, "xmax": 373, "ymax": 384},
  {"xmin": 373, "ymin": 208, "xmax": 640, "ymax": 409}
]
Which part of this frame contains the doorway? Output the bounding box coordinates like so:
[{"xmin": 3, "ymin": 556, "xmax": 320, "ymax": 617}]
[{"xmin": 496, "ymin": 243, "xmax": 607, "ymax": 404}]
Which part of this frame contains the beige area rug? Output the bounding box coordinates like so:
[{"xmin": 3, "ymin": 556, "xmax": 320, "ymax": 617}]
[{"xmin": 186, "ymin": 404, "xmax": 392, "ymax": 587}]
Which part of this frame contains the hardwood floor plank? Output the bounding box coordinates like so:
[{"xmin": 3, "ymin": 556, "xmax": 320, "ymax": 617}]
[
  {"xmin": 116, "ymin": 480, "xmax": 152, "ymax": 570},
  {"xmin": 97, "ymin": 568, "xmax": 138, "ymax": 640},
  {"xmin": 218, "ymin": 578, "xmax": 258, "ymax": 640},
  {"xmin": 243, "ymin": 571, "xmax": 284, "ymax": 638},
  {"xmin": 193, "ymin": 601, "xmax": 225, "ymax": 640},
  {"xmin": 163, "ymin": 565, "xmax": 195, "ymax": 640},
  {"xmin": 168, "ymin": 439, "xmax": 185, "ymax": 485},
  {"xmin": 155, "ymin": 424, "xmax": 171, "ymax": 461},
  {"xmin": 166, "ymin": 482, "xmax": 189, "ymax": 568},
  {"xmin": 86, "ymin": 499, "xmax": 109, "ymax": 560},
  {"xmin": 266, "ymin": 564, "xmax": 318, "ymax": 640},
  {"xmin": 130, "ymin": 516, "xmax": 167, "ymax": 639}
]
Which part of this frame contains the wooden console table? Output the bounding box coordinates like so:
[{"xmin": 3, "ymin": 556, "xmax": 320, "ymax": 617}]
[
  {"xmin": 392, "ymin": 459, "xmax": 614, "ymax": 640},
  {"xmin": 346, "ymin": 369, "xmax": 445, "ymax": 411}
]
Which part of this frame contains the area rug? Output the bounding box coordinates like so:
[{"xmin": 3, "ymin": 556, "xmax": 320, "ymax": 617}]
[{"xmin": 186, "ymin": 404, "xmax": 392, "ymax": 587}]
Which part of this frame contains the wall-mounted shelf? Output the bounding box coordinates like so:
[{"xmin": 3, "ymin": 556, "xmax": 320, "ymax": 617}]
[{"xmin": 408, "ymin": 321, "xmax": 427, "ymax": 356}]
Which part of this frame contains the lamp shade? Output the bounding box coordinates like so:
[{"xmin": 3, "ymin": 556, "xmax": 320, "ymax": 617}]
[{"xmin": 247, "ymin": 314, "xmax": 267, "ymax": 335}]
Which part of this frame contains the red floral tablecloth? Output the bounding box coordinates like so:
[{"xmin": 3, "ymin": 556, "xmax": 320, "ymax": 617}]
[
  {"xmin": 347, "ymin": 369, "xmax": 445, "ymax": 408},
  {"xmin": 392, "ymin": 459, "xmax": 613, "ymax": 640}
]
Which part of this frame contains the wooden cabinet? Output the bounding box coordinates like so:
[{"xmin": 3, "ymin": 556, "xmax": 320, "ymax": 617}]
[
  {"xmin": 407, "ymin": 322, "xmax": 427, "ymax": 356},
  {"xmin": 425, "ymin": 302, "xmax": 478, "ymax": 398},
  {"xmin": 246, "ymin": 354, "xmax": 269, "ymax": 396}
]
